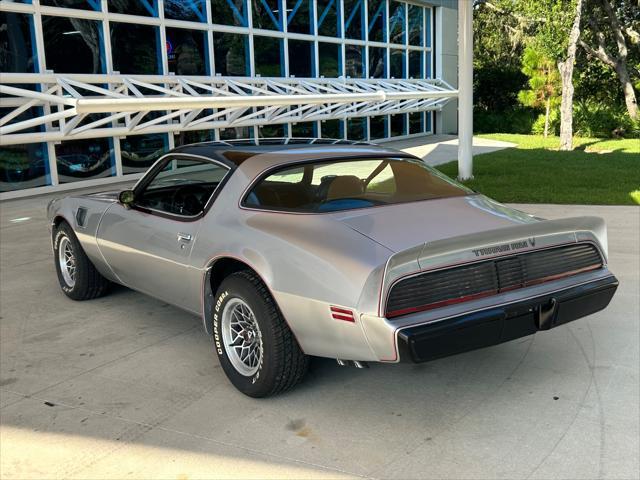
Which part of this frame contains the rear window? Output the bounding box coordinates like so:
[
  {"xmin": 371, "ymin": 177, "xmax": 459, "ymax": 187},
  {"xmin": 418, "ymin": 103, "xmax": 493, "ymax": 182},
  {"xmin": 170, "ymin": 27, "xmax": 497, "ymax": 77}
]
[{"xmin": 243, "ymin": 158, "xmax": 473, "ymax": 213}]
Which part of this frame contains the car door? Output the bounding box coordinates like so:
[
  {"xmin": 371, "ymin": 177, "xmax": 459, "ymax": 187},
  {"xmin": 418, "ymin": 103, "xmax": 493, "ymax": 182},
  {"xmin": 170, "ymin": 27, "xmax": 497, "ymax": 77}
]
[{"xmin": 96, "ymin": 154, "xmax": 230, "ymax": 311}]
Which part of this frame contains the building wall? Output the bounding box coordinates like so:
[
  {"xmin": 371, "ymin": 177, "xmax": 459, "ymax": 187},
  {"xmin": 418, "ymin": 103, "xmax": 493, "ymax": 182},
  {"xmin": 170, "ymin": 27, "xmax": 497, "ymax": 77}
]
[{"xmin": 0, "ymin": 0, "xmax": 456, "ymax": 195}]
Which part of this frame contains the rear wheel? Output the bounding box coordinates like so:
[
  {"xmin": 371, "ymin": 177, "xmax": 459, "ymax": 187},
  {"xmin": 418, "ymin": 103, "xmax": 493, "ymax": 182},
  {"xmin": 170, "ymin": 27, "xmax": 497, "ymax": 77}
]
[
  {"xmin": 213, "ymin": 270, "xmax": 308, "ymax": 397},
  {"xmin": 53, "ymin": 221, "xmax": 111, "ymax": 300}
]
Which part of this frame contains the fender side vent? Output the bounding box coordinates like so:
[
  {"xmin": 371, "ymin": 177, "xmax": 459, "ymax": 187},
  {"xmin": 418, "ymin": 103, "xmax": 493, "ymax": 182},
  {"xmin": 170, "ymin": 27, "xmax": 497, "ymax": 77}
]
[{"xmin": 75, "ymin": 207, "xmax": 87, "ymax": 227}]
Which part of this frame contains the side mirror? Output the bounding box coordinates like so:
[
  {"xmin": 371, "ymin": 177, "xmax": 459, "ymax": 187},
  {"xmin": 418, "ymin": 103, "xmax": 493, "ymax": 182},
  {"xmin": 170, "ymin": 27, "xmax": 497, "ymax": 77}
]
[{"xmin": 118, "ymin": 189, "xmax": 135, "ymax": 208}]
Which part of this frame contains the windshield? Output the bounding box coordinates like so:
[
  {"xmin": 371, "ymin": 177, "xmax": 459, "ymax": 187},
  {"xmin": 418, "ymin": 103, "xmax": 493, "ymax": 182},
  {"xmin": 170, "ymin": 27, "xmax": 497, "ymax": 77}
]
[{"xmin": 243, "ymin": 157, "xmax": 473, "ymax": 213}]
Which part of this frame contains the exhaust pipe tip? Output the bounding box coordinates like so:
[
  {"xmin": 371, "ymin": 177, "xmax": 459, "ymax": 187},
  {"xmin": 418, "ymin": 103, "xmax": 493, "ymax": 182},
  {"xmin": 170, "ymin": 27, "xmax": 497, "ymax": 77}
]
[{"xmin": 336, "ymin": 359, "xmax": 369, "ymax": 368}]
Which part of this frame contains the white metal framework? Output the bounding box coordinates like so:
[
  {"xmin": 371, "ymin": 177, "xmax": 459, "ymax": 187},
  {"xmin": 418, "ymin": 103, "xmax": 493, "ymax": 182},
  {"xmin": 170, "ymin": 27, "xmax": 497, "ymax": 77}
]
[{"xmin": 0, "ymin": 73, "xmax": 457, "ymax": 146}]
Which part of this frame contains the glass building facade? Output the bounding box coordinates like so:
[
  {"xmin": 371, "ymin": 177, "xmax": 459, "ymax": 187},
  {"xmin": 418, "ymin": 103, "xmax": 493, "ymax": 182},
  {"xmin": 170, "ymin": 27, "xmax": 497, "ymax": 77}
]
[{"xmin": 0, "ymin": 0, "xmax": 436, "ymax": 194}]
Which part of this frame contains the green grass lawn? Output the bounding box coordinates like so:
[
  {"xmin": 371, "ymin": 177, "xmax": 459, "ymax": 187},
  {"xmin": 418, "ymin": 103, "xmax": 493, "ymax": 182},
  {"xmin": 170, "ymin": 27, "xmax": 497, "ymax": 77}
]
[{"xmin": 436, "ymin": 134, "xmax": 640, "ymax": 205}]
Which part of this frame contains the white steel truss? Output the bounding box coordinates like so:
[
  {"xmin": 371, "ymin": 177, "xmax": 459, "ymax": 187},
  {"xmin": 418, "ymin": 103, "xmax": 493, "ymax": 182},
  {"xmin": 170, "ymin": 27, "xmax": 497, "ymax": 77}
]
[{"xmin": 0, "ymin": 73, "xmax": 457, "ymax": 146}]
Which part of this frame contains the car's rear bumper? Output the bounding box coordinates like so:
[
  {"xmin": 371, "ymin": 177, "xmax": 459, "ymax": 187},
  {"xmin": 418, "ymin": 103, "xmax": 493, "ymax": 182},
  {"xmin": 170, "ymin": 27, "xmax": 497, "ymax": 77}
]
[{"xmin": 396, "ymin": 275, "xmax": 619, "ymax": 363}]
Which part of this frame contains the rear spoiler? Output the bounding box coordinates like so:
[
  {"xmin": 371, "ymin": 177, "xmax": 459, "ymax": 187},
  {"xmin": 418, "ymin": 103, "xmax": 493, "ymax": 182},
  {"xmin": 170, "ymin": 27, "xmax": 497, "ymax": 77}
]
[{"xmin": 382, "ymin": 216, "xmax": 608, "ymax": 308}]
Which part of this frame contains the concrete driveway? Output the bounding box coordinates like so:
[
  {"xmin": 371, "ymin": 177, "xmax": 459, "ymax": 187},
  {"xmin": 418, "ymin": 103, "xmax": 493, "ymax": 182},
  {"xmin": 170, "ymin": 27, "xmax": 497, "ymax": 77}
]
[{"xmin": 1, "ymin": 192, "xmax": 638, "ymax": 479}]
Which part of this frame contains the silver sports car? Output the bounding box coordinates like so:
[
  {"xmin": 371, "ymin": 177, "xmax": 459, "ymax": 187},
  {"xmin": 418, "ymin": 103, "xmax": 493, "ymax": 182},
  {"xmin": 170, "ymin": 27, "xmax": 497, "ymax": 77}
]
[{"xmin": 48, "ymin": 139, "xmax": 619, "ymax": 397}]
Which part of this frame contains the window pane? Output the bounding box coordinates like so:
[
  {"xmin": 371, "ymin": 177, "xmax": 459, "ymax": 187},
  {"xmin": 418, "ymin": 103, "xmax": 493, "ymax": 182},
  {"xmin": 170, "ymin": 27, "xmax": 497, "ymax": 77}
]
[
  {"xmin": 164, "ymin": 0, "xmax": 207, "ymax": 22},
  {"xmin": 245, "ymin": 158, "xmax": 471, "ymax": 213},
  {"xmin": 220, "ymin": 127, "xmax": 252, "ymax": 139},
  {"xmin": 425, "ymin": 8, "xmax": 432, "ymax": 48},
  {"xmin": 369, "ymin": 115, "xmax": 387, "ymax": 140},
  {"xmin": 0, "ymin": 12, "xmax": 37, "ymax": 73},
  {"xmin": 408, "ymin": 4, "xmax": 423, "ymax": 46},
  {"xmin": 408, "ymin": 50, "xmax": 422, "ymax": 79},
  {"xmin": 390, "ymin": 113, "xmax": 406, "ymax": 136},
  {"xmin": 390, "ymin": 49, "xmax": 405, "ymax": 78},
  {"xmin": 111, "ymin": 23, "xmax": 161, "ymax": 74},
  {"xmin": 211, "ymin": 0, "xmax": 248, "ymax": 26},
  {"xmin": 56, "ymin": 138, "xmax": 115, "ymax": 184},
  {"xmin": 409, "ymin": 111, "xmax": 422, "ymax": 134},
  {"xmin": 288, "ymin": 39, "xmax": 313, "ymax": 77},
  {"xmin": 166, "ymin": 28, "xmax": 208, "ymax": 75},
  {"xmin": 175, "ymin": 130, "xmax": 215, "ymax": 146},
  {"xmin": 108, "ymin": 0, "xmax": 158, "ymax": 16},
  {"xmin": 425, "ymin": 52, "xmax": 432, "ymax": 78},
  {"xmin": 317, "ymin": 0, "xmax": 339, "ymax": 37},
  {"xmin": 252, "ymin": 0, "xmax": 283, "ymax": 31},
  {"xmin": 389, "ymin": 1, "xmax": 405, "ymax": 45},
  {"xmin": 345, "ymin": 45, "xmax": 364, "ymax": 78},
  {"xmin": 40, "ymin": 0, "xmax": 100, "ymax": 11},
  {"xmin": 287, "ymin": 0, "xmax": 313, "ymax": 34},
  {"xmin": 318, "ymin": 42, "xmax": 340, "ymax": 77},
  {"xmin": 213, "ymin": 32, "xmax": 249, "ymax": 76},
  {"xmin": 321, "ymin": 119, "xmax": 342, "ymax": 139},
  {"xmin": 138, "ymin": 158, "xmax": 228, "ymax": 216},
  {"xmin": 347, "ymin": 117, "xmax": 366, "ymax": 140},
  {"xmin": 254, "ymin": 36, "xmax": 284, "ymax": 77},
  {"xmin": 368, "ymin": 46, "xmax": 386, "ymax": 78},
  {"xmin": 367, "ymin": 0, "xmax": 386, "ymax": 42},
  {"xmin": 291, "ymin": 122, "xmax": 317, "ymax": 137},
  {"xmin": 425, "ymin": 111, "xmax": 432, "ymax": 132},
  {"xmin": 259, "ymin": 124, "xmax": 287, "ymax": 137},
  {"xmin": 120, "ymin": 134, "xmax": 168, "ymax": 175},
  {"xmin": 43, "ymin": 16, "xmax": 104, "ymax": 74},
  {"xmin": 0, "ymin": 143, "xmax": 50, "ymax": 192},
  {"xmin": 343, "ymin": 0, "xmax": 364, "ymax": 40}
]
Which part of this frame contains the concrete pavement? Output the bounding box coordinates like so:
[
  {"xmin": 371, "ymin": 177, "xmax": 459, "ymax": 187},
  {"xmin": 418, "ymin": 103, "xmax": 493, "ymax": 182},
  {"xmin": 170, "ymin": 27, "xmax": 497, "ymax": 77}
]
[{"xmin": 0, "ymin": 192, "xmax": 638, "ymax": 479}]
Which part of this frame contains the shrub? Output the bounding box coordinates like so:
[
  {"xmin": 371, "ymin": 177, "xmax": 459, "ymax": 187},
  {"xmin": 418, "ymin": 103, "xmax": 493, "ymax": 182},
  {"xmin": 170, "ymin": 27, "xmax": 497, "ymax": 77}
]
[
  {"xmin": 474, "ymin": 108, "xmax": 537, "ymax": 134},
  {"xmin": 573, "ymin": 100, "xmax": 639, "ymax": 138},
  {"xmin": 531, "ymin": 108, "xmax": 560, "ymax": 136}
]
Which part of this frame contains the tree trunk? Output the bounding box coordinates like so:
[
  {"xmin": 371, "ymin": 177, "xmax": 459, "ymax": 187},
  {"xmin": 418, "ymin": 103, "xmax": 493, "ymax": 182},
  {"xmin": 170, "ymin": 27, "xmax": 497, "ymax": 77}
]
[
  {"xmin": 616, "ymin": 60, "xmax": 638, "ymax": 122},
  {"xmin": 558, "ymin": 0, "xmax": 584, "ymax": 151},
  {"xmin": 544, "ymin": 97, "xmax": 551, "ymax": 138}
]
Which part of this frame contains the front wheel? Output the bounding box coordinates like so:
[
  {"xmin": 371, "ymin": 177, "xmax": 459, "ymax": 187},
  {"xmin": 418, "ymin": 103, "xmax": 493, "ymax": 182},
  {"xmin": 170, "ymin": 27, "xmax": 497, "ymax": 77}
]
[
  {"xmin": 213, "ymin": 271, "xmax": 308, "ymax": 397},
  {"xmin": 53, "ymin": 221, "xmax": 111, "ymax": 300}
]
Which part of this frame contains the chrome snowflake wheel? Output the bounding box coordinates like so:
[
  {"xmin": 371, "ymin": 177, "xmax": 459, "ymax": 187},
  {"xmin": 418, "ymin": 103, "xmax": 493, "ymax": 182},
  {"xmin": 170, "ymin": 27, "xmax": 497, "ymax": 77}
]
[
  {"xmin": 221, "ymin": 298, "xmax": 263, "ymax": 376},
  {"xmin": 58, "ymin": 236, "xmax": 76, "ymax": 288}
]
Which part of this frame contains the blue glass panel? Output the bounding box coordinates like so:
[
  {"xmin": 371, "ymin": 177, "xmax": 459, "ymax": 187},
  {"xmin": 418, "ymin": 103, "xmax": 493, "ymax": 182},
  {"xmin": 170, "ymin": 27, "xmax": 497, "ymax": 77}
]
[
  {"xmin": 369, "ymin": 115, "xmax": 388, "ymax": 139},
  {"xmin": 390, "ymin": 49, "xmax": 405, "ymax": 78},
  {"xmin": 408, "ymin": 50, "xmax": 422, "ymax": 79},
  {"xmin": 254, "ymin": 36, "xmax": 284, "ymax": 76},
  {"xmin": 0, "ymin": 12, "xmax": 38, "ymax": 73},
  {"xmin": 252, "ymin": 0, "xmax": 283, "ymax": 31},
  {"xmin": 347, "ymin": 117, "xmax": 366, "ymax": 140},
  {"xmin": 317, "ymin": 0, "xmax": 340, "ymax": 37},
  {"xmin": 55, "ymin": 138, "xmax": 115, "ymax": 184},
  {"xmin": 425, "ymin": 8, "xmax": 431, "ymax": 48},
  {"xmin": 390, "ymin": 113, "xmax": 406, "ymax": 136},
  {"xmin": 108, "ymin": 0, "xmax": 158, "ymax": 16},
  {"xmin": 367, "ymin": 0, "xmax": 386, "ymax": 42},
  {"xmin": 343, "ymin": 0, "xmax": 364, "ymax": 40},
  {"xmin": 291, "ymin": 121, "xmax": 317, "ymax": 137},
  {"xmin": 220, "ymin": 127, "xmax": 253, "ymax": 139},
  {"xmin": 287, "ymin": 0, "xmax": 313, "ymax": 34},
  {"xmin": 408, "ymin": 4, "xmax": 423, "ymax": 46},
  {"xmin": 389, "ymin": 1, "xmax": 405, "ymax": 45},
  {"xmin": 40, "ymin": 0, "xmax": 101, "ymax": 11},
  {"xmin": 0, "ymin": 142, "xmax": 50, "ymax": 192},
  {"xmin": 369, "ymin": 46, "xmax": 386, "ymax": 78},
  {"xmin": 345, "ymin": 44, "xmax": 364, "ymax": 78},
  {"xmin": 120, "ymin": 134, "xmax": 168, "ymax": 174},
  {"xmin": 213, "ymin": 32, "xmax": 250, "ymax": 76},
  {"xmin": 111, "ymin": 23, "xmax": 161, "ymax": 74},
  {"xmin": 409, "ymin": 111, "xmax": 423, "ymax": 134},
  {"xmin": 321, "ymin": 119, "xmax": 343, "ymax": 138},
  {"xmin": 259, "ymin": 124, "xmax": 287, "ymax": 137},
  {"xmin": 211, "ymin": 0, "xmax": 248, "ymax": 26},
  {"xmin": 43, "ymin": 16, "xmax": 104, "ymax": 74},
  {"xmin": 288, "ymin": 39, "xmax": 314, "ymax": 77},
  {"xmin": 175, "ymin": 129, "xmax": 215, "ymax": 146},
  {"xmin": 166, "ymin": 27, "xmax": 208, "ymax": 75},
  {"xmin": 319, "ymin": 42, "xmax": 340, "ymax": 77},
  {"xmin": 164, "ymin": 0, "xmax": 206, "ymax": 22}
]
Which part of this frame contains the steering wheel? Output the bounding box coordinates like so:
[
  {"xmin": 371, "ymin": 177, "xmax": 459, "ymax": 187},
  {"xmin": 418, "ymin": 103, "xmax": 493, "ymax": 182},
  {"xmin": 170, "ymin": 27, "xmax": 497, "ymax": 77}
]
[{"xmin": 171, "ymin": 184, "xmax": 209, "ymax": 215}]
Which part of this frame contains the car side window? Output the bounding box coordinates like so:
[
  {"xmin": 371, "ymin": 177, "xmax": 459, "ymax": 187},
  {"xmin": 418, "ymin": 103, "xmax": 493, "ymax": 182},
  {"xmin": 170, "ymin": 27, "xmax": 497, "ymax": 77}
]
[{"xmin": 134, "ymin": 157, "xmax": 229, "ymax": 217}]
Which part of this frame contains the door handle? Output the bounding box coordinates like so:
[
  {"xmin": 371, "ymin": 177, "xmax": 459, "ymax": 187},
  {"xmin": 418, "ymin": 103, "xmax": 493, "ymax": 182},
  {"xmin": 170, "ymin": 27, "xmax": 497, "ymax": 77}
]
[{"xmin": 177, "ymin": 232, "xmax": 192, "ymax": 242}]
